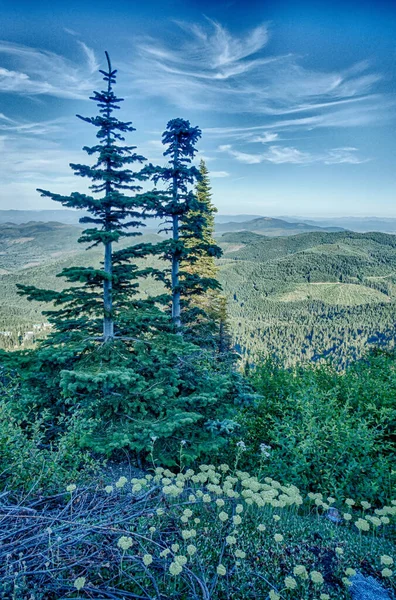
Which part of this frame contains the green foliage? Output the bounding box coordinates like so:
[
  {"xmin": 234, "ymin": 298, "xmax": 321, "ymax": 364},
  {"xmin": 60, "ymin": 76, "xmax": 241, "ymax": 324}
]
[
  {"xmin": 236, "ymin": 351, "xmax": 396, "ymax": 504},
  {"xmin": 2, "ymin": 336, "xmax": 242, "ymax": 467},
  {"xmin": 0, "ymin": 368, "xmax": 98, "ymax": 493}
]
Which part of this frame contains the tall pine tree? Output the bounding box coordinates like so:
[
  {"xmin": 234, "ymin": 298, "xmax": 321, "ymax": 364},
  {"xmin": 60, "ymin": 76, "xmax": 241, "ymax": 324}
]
[
  {"xmin": 182, "ymin": 160, "xmax": 232, "ymax": 353},
  {"xmin": 153, "ymin": 120, "xmax": 222, "ymax": 332},
  {"xmin": 18, "ymin": 52, "xmax": 158, "ymax": 343}
]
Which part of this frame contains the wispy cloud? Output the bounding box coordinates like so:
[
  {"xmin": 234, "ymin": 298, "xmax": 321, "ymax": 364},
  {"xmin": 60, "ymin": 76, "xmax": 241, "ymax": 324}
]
[
  {"xmin": 0, "ymin": 40, "xmax": 99, "ymax": 99},
  {"xmin": 130, "ymin": 19, "xmax": 385, "ymax": 128},
  {"xmin": 219, "ymin": 143, "xmax": 369, "ymax": 165},
  {"xmin": 0, "ymin": 134, "xmax": 89, "ymax": 208},
  {"xmin": 251, "ymin": 132, "xmax": 279, "ymax": 143},
  {"xmin": 210, "ymin": 170, "xmax": 230, "ymax": 178},
  {"xmin": 0, "ymin": 116, "xmax": 72, "ymax": 136}
]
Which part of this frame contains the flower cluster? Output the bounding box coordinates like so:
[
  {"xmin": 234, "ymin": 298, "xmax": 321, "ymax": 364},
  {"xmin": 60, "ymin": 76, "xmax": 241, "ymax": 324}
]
[{"xmin": 90, "ymin": 463, "xmax": 395, "ymax": 599}]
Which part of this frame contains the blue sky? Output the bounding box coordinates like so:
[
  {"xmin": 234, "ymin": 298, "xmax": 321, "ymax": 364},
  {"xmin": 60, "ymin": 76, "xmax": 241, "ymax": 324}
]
[{"xmin": 0, "ymin": 0, "xmax": 395, "ymax": 216}]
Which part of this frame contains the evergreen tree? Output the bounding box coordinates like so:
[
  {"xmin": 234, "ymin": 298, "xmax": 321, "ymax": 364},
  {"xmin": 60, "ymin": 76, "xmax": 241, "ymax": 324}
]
[
  {"xmin": 18, "ymin": 52, "xmax": 158, "ymax": 342},
  {"xmin": 182, "ymin": 160, "xmax": 232, "ymax": 352},
  {"xmin": 153, "ymin": 120, "xmax": 222, "ymax": 332},
  {"xmin": 185, "ymin": 159, "xmax": 219, "ymax": 281}
]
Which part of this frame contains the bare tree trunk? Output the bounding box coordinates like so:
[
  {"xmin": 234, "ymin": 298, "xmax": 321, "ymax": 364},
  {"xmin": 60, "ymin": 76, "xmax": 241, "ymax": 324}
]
[
  {"xmin": 171, "ymin": 148, "xmax": 182, "ymax": 333},
  {"xmin": 102, "ymin": 51, "xmax": 114, "ymax": 343},
  {"xmin": 103, "ymin": 238, "xmax": 114, "ymax": 341},
  {"xmin": 172, "ymin": 214, "xmax": 181, "ymax": 331}
]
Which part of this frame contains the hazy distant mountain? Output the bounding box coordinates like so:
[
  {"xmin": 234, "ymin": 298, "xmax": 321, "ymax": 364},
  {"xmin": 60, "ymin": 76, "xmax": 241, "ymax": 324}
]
[
  {"xmin": 216, "ymin": 217, "xmax": 344, "ymax": 236},
  {"xmin": 0, "ymin": 210, "xmax": 88, "ymax": 226},
  {"xmin": 300, "ymin": 217, "xmax": 396, "ymax": 234},
  {"xmin": 214, "ymin": 214, "xmax": 263, "ymax": 224},
  {"xmin": 0, "ymin": 222, "xmax": 81, "ymax": 272},
  {"xmin": 0, "ymin": 210, "xmax": 264, "ymax": 228},
  {"xmin": 2, "ymin": 210, "xmax": 396, "ymax": 235}
]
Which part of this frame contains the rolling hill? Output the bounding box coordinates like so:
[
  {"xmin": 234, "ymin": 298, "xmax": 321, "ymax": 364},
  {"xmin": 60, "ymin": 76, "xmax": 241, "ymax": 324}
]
[
  {"xmin": 0, "ymin": 222, "xmax": 82, "ymax": 272},
  {"xmin": 215, "ymin": 216, "xmax": 344, "ymax": 236}
]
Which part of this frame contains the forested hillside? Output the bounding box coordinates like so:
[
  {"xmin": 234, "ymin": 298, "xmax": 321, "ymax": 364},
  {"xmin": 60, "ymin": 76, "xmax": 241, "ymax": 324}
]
[
  {"xmin": 220, "ymin": 230, "xmax": 396, "ymax": 366},
  {"xmin": 1, "ymin": 224, "xmax": 396, "ymax": 365}
]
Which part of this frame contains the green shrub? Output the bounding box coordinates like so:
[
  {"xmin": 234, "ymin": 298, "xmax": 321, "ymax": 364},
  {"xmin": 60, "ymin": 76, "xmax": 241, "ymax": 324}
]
[
  {"xmin": 0, "ymin": 370, "xmax": 98, "ymax": 494},
  {"xmin": 236, "ymin": 352, "xmax": 396, "ymax": 504}
]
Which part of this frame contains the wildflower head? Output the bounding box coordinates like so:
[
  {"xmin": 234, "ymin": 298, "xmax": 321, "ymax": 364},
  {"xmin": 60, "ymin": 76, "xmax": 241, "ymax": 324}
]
[
  {"xmin": 293, "ymin": 565, "xmax": 308, "ymax": 579},
  {"xmin": 116, "ymin": 476, "xmax": 128, "ymax": 489},
  {"xmin": 257, "ymin": 524, "xmax": 266, "ymax": 532},
  {"xmin": 380, "ymin": 555, "xmax": 394, "ymax": 566},
  {"xmin": 218, "ymin": 511, "xmax": 229, "ymax": 522},
  {"xmin": 274, "ymin": 533, "xmax": 284, "ymax": 543},
  {"xmin": 284, "ymin": 576, "xmax": 297, "ymax": 589},
  {"xmin": 381, "ymin": 568, "xmax": 393, "ymax": 578},
  {"xmin": 354, "ymin": 518, "xmax": 370, "ymax": 532},
  {"xmin": 169, "ymin": 562, "xmax": 183, "ymax": 576},
  {"xmin": 236, "ymin": 441, "xmax": 246, "ymax": 450},
  {"xmin": 260, "ymin": 443, "xmax": 271, "ymax": 457},
  {"xmin": 187, "ymin": 545, "xmax": 197, "ymax": 556},
  {"xmin": 143, "ymin": 554, "xmax": 153, "ymax": 566},
  {"xmin": 117, "ymin": 536, "xmax": 133, "ymax": 551},
  {"xmin": 217, "ymin": 564, "xmax": 227, "ymax": 576},
  {"xmin": 269, "ymin": 591, "xmax": 280, "ymax": 600},
  {"xmin": 74, "ymin": 577, "xmax": 86, "ymax": 591},
  {"xmin": 104, "ymin": 485, "xmax": 113, "ymax": 494},
  {"xmin": 310, "ymin": 571, "xmax": 324, "ymax": 585},
  {"xmin": 66, "ymin": 484, "xmax": 76, "ymax": 493}
]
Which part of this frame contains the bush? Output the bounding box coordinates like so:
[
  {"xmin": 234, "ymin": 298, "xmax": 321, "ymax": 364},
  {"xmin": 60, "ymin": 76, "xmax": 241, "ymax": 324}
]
[
  {"xmin": 0, "ymin": 369, "xmax": 98, "ymax": 494},
  {"xmin": 1, "ymin": 463, "xmax": 395, "ymax": 599},
  {"xmin": 236, "ymin": 352, "xmax": 396, "ymax": 505}
]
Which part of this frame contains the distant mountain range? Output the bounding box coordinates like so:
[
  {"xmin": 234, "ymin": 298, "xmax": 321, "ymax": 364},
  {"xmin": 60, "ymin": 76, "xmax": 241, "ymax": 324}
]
[{"xmin": 1, "ymin": 210, "xmax": 396, "ymax": 235}]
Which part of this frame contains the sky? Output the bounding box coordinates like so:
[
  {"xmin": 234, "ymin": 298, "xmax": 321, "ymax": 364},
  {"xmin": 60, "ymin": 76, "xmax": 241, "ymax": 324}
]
[{"xmin": 0, "ymin": 0, "xmax": 395, "ymax": 217}]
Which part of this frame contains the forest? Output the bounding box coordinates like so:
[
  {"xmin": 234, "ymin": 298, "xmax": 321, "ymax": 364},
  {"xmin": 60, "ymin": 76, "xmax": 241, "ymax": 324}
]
[{"xmin": 0, "ymin": 54, "xmax": 394, "ymax": 600}]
